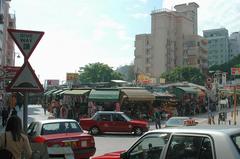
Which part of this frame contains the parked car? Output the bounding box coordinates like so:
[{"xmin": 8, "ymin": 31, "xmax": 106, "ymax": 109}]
[
  {"xmin": 27, "ymin": 119, "xmax": 96, "ymax": 159},
  {"xmin": 79, "ymin": 111, "xmax": 149, "ymax": 135},
  {"xmin": 92, "ymin": 125, "xmax": 240, "ymax": 159},
  {"xmin": 163, "ymin": 116, "xmax": 198, "ymax": 128}
]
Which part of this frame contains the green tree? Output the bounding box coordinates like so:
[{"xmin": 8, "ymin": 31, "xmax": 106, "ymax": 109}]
[
  {"xmin": 79, "ymin": 62, "xmax": 123, "ymax": 83},
  {"xmin": 161, "ymin": 67, "xmax": 205, "ymax": 85},
  {"xmin": 209, "ymin": 54, "xmax": 240, "ymax": 79},
  {"xmin": 116, "ymin": 63, "xmax": 135, "ymax": 82}
]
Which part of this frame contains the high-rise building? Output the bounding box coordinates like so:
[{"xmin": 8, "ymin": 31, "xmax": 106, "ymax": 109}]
[
  {"xmin": 203, "ymin": 28, "xmax": 229, "ymax": 67},
  {"xmin": 0, "ymin": 0, "xmax": 15, "ymax": 66},
  {"xmin": 229, "ymin": 32, "xmax": 240, "ymax": 60},
  {"xmin": 134, "ymin": 2, "xmax": 207, "ymax": 82}
]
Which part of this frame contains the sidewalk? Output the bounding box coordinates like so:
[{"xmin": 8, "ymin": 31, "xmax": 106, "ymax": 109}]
[
  {"xmin": 0, "ymin": 105, "xmax": 51, "ymax": 133},
  {"xmin": 149, "ymin": 105, "xmax": 240, "ymax": 130}
]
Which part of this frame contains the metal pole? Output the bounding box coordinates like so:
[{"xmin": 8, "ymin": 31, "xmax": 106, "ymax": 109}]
[
  {"xmin": 23, "ymin": 92, "xmax": 28, "ymax": 132},
  {"xmin": 234, "ymin": 85, "xmax": 237, "ymax": 125}
]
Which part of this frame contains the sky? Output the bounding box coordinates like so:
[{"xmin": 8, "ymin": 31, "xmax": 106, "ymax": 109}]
[{"xmin": 10, "ymin": 0, "xmax": 240, "ymax": 83}]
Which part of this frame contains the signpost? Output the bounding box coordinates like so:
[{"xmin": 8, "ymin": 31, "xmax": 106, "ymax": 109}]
[{"xmin": 7, "ymin": 29, "xmax": 44, "ymax": 132}]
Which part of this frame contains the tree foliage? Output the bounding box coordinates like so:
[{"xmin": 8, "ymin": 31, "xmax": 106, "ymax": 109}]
[
  {"xmin": 209, "ymin": 54, "xmax": 240, "ymax": 79},
  {"xmin": 161, "ymin": 67, "xmax": 205, "ymax": 85},
  {"xmin": 116, "ymin": 64, "xmax": 135, "ymax": 82},
  {"xmin": 79, "ymin": 62, "xmax": 123, "ymax": 83}
]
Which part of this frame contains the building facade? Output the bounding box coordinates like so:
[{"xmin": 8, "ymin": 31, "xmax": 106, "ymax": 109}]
[
  {"xmin": 0, "ymin": 0, "xmax": 15, "ymax": 67},
  {"xmin": 183, "ymin": 35, "xmax": 208, "ymax": 74},
  {"xmin": 134, "ymin": 2, "xmax": 207, "ymax": 82},
  {"xmin": 229, "ymin": 32, "xmax": 240, "ymax": 60},
  {"xmin": 203, "ymin": 28, "xmax": 229, "ymax": 67}
]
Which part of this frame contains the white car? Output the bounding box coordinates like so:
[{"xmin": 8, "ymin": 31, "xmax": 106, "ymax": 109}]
[
  {"xmin": 164, "ymin": 116, "xmax": 198, "ymax": 128},
  {"xmin": 93, "ymin": 125, "xmax": 240, "ymax": 159}
]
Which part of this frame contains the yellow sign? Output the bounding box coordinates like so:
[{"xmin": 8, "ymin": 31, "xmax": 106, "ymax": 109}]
[{"xmin": 66, "ymin": 73, "xmax": 79, "ymax": 81}]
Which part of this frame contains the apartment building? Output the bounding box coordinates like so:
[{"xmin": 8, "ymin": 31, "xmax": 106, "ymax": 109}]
[
  {"xmin": 203, "ymin": 28, "xmax": 229, "ymax": 67},
  {"xmin": 183, "ymin": 35, "xmax": 208, "ymax": 74},
  {"xmin": 229, "ymin": 32, "xmax": 240, "ymax": 60},
  {"xmin": 134, "ymin": 2, "xmax": 207, "ymax": 82},
  {"xmin": 0, "ymin": 0, "xmax": 15, "ymax": 66}
]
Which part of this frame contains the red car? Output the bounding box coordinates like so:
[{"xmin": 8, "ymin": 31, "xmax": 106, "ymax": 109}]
[
  {"xmin": 27, "ymin": 119, "xmax": 96, "ymax": 159},
  {"xmin": 79, "ymin": 111, "xmax": 149, "ymax": 136}
]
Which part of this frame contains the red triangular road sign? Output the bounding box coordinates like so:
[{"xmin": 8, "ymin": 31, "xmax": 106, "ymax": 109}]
[
  {"xmin": 8, "ymin": 29, "xmax": 44, "ymax": 59},
  {"xmin": 6, "ymin": 62, "xmax": 43, "ymax": 92}
]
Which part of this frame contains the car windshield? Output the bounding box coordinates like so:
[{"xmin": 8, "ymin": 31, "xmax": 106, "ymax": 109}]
[
  {"xmin": 166, "ymin": 118, "xmax": 188, "ymax": 126},
  {"xmin": 41, "ymin": 121, "xmax": 83, "ymax": 135},
  {"xmin": 231, "ymin": 133, "xmax": 240, "ymax": 153}
]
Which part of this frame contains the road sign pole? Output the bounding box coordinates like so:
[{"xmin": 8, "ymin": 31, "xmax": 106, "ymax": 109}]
[
  {"xmin": 234, "ymin": 85, "xmax": 237, "ymax": 125},
  {"xmin": 23, "ymin": 92, "xmax": 29, "ymax": 132}
]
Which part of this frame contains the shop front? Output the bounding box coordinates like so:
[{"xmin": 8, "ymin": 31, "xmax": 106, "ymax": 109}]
[
  {"xmin": 62, "ymin": 89, "xmax": 90, "ymax": 120},
  {"xmin": 153, "ymin": 92, "xmax": 178, "ymax": 118},
  {"xmin": 88, "ymin": 89, "xmax": 120, "ymax": 117},
  {"xmin": 172, "ymin": 86, "xmax": 199, "ymax": 116},
  {"xmin": 120, "ymin": 88, "xmax": 155, "ymax": 120}
]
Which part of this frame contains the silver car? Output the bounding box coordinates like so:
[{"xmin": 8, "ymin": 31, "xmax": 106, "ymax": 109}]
[{"xmin": 119, "ymin": 125, "xmax": 240, "ymax": 159}]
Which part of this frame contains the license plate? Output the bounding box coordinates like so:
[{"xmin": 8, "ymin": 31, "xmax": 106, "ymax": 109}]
[
  {"xmin": 81, "ymin": 140, "xmax": 87, "ymax": 147},
  {"xmin": 64, "ymin": 141, "xmax": 77, "ymax": 147}
]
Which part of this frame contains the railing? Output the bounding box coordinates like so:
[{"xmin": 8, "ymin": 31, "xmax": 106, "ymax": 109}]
[{"xmin": 151, "ymin": 8, "xmax": 173, "ymax": 14}]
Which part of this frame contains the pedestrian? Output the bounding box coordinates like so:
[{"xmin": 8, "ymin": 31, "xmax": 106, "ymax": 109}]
[
  {"xmin": 0, "ymin": 116, "xmax": 32, "ymax": 159},
  {"xmin": 1, "ymin": 107, "xmax": 9, "ymax": 127},
  {"xmin": 208, "ymin": 109, "xmax": 215, "ymax": 125},
  {"xmin": 153, "ymin": 108, "xmax": 161, "ymax": 129},
  {"xmin": 11, "ymin": 107, "xmax": 17, "ymax": 116}
]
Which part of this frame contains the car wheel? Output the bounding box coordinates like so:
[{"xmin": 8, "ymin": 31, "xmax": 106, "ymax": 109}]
[
  {"xmin": 90, "ymin": 126, "xmax": 100, "ymax": 135},
  {"xmin": 133, "ymin": 127, "xmax": 143, "ymax": 136}
]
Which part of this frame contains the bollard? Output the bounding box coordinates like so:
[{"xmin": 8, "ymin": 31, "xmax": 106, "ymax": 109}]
[{"xmin": 229, "ymin": 120, "xmax": 231, "ymax": 125}]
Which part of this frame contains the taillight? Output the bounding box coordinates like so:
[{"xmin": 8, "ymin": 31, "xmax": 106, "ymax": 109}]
[
  {"xmin": 90, "ymin": 137, "xmax": 95, "ymax": 144},
  {"xmin": 32, "ymin": 136, "xmax": 46, "ymax": 143}
]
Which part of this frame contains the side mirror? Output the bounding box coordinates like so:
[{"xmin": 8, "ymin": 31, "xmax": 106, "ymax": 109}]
[{"xmin": 120, "ymin": 152, "xmax": 128, "ymax": 159}]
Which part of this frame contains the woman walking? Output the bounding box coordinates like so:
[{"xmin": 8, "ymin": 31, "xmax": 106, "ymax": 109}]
[{"xmin": 0, "ymin": 116, "xmax": 32, "ymax": 159}]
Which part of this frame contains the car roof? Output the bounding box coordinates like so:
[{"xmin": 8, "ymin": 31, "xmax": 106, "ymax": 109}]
[
  {"xmin": 96, "ymin": 111, "xmax": 124, "ymax": 114},
  {"xmin": 34, "ymin": 119, "xmax": 78, "ymax": 124},
  {"xmin": 168, "ymin": 117, "xmax": 190, "ymax": 119},
  {"xmin": 148, "ymin": 125, "xmax": 240, "ymax": 136}
]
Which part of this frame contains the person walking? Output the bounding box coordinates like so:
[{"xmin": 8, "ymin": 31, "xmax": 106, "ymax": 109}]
[
  {"xmin": 0, "ymin": 116, "xmax": 32, "ymax": 159},
  {"xmin": 153, "ymin": 108, "xmax": 161, "ymax": 129},
  {"xmin": 1, "ymin": 107, "xmax": 9, "ymax": 127},
  {"xmin": 11, "ymin": 107, "xmax": 17, "ymax": 117}
]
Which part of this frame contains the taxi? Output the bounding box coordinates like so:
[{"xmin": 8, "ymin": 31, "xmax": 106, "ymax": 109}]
[
  {"xmin": 79, "ymin": 111, "xmax": 149, "ymax": 136},
  {"xmin": 27, "ymin": 119, "xmax": 96, "ymax": 159},
  {"xmin": 92, "ymin": 126, "xmax": 240, "ymax": 159}
]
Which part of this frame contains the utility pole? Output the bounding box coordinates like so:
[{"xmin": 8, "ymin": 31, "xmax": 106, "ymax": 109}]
[{"xmin": 234, "ymin": 83, "xmax": 237, "ymax": 125}]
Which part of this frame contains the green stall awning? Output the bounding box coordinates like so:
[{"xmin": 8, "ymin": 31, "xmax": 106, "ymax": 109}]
[
  {"xmin": 121, "ymin": 89, "xmax": 155, "ymax": 101},
  {"xmin": 176, "ymin": 87, "xmax": 198, "ymax": 94},
  {"xmin": 63, "ymin": 89, "xmax": 90, "ymax": 96},
  {"xmin": 88, "ymin": 89, "xmax": 120, "ymax": 102},
  {"xmin": 44, "ymin": 89, "xmax": 58, "ymax": 96},
  {"xmin": 52, "ymin": 89, "xmax": 65, "ymax": 95}
]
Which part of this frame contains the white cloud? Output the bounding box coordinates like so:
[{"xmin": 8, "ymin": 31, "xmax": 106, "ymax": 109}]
[
  {"xmin": 163, "ymin": 0, "xmax": 240, "ymax": 35},
  {"xmin": 92, "ymin": 16, "xmax": 132, "ymax": 41}
]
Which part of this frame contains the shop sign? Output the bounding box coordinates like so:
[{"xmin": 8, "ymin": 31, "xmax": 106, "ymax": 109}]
[
  {"xmin": 66, "ymin": 73, "xmax": 79, "ymax": 81},
  {"xmin": 231, "ymin": 67, "xmax": 240, "ymax": 75}
]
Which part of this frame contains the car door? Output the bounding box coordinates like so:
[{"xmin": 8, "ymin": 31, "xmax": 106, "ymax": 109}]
[
  {"xmin": 163, "ymin": 134, "xmax": 215, "ymax": 159},
  {"xmin": 121, "ymin": 132, "xmax": 170, "ymax": 159},
  {"xmin": 112, "ymin": 113, "xmax": 130, "ymax": 132},
  {"xmin": 97, "ymin": 113, "xmax": 113, "ymax": 132}
]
